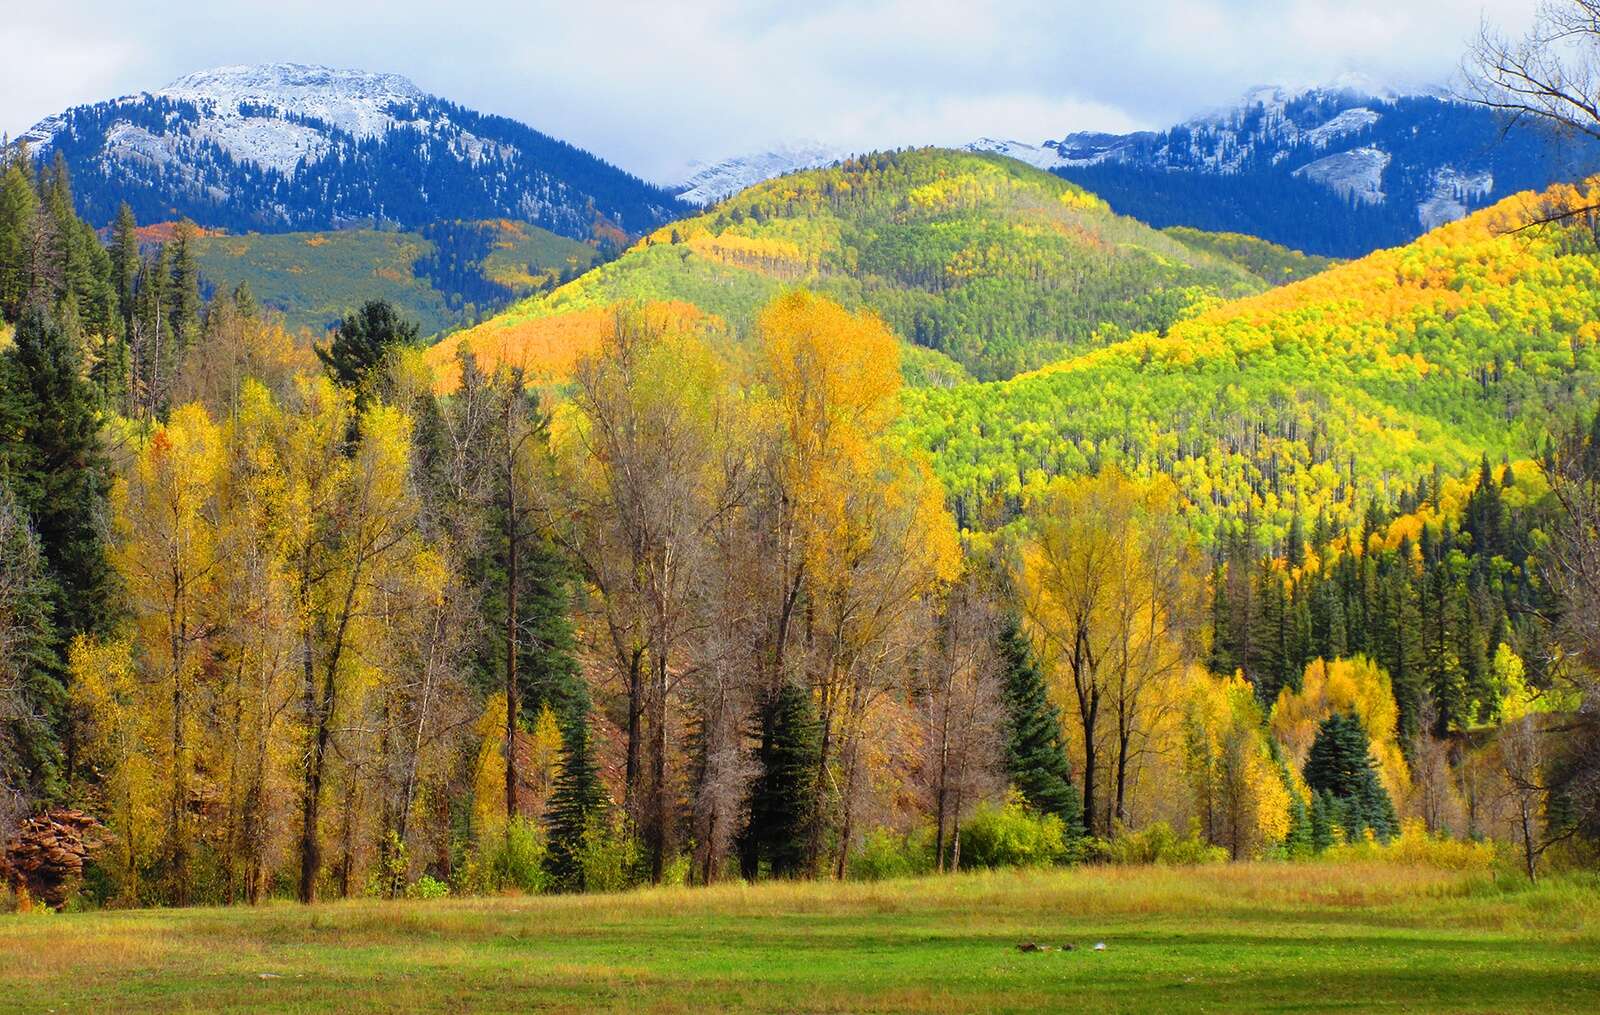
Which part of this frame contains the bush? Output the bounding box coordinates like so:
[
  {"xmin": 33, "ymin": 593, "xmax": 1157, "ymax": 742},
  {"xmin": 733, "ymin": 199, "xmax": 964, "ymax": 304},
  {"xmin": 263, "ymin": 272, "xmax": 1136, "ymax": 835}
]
[
  {"xmin": 1097, "ymin": 821, "xmax": 1227, "ymax": 866},
  {"xmin": 956, "ymin": 799, "xmax": 1074, "ymax": 869},
  {"xmin": 1325, "ymin": 820, "xmax": 1495, "ymax": 872},
  {"xmin": 849, "ymin": 827, "xmax": 936, "ymax": 881},
  {"xmin": 578, "ymin": 812, "xmax": 648, "ymax": 893},
  {"xmin": 406, "ymin": 875, "xmax": 450, "ymax": 900}
]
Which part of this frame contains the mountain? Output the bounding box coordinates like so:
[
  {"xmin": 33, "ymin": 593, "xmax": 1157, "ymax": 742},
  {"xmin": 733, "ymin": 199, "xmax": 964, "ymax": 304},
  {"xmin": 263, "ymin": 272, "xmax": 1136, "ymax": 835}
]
[
  {"xmin": 901, "ymin": 177, "xmax": 1600, "ymax": 539},
  {"xmin": 16, "ymin": 63, "xmax": 687, "ymax": 239},
  {"xmin": 430, "ymin": 148, "xmax": 1283, "ymax": 385},
  {"xmin": 188, "ymin": 219, "xmax": 597, "ymax": 336},
  {"xmin": 975, "ymin": 85, "xmax": 1600, "ymax": 257},
  {"xmin": 674, "ymin": 142, "xmax": 850, "ymax": 206}
]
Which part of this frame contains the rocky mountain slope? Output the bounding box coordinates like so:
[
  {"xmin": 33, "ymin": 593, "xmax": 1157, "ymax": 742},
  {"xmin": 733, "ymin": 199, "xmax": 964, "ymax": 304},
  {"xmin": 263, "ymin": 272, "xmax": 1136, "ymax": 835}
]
[{"xmin": 17, "ymin": 63, "xmax": 687, "ymax": 239}]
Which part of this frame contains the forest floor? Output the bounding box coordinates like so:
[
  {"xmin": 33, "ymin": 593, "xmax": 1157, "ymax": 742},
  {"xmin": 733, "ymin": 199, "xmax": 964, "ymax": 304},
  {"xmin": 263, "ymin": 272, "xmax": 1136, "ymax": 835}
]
[{"xmin": 2, "ymin": 861, "xmax": 1597, "ymax": 1013}]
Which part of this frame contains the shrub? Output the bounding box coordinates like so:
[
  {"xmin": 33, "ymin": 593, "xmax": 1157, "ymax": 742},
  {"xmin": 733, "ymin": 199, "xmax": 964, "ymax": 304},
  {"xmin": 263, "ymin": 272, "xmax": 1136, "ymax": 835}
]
[
  {"xmin": 1099, "ymin": 821, "xmax": 1228, "ymax": 866},
  {"xmin": 849, "ymin": 827, "xmax": 936, "ymax": 881},
  {"xmin": 956, "ymin": 799, "xmax": 1073, "ymax": 869},
  {"xmin": 578, "ymin": 812, "xmax": 648, "ymax": 893},
  {"xmin": 1325, "ymin": 820, "xmax": 1495, "ymax": 872},
  {"xmin": 406, "ymin": 875, "xmax": 450, "ymax": 900}
]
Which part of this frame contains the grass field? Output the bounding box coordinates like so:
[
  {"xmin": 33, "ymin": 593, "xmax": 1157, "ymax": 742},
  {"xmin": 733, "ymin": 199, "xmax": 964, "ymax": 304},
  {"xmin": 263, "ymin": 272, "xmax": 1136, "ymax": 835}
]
[{"xmin": 2, "ymin": 863, "xmax": 1597, "ymax": 1013}]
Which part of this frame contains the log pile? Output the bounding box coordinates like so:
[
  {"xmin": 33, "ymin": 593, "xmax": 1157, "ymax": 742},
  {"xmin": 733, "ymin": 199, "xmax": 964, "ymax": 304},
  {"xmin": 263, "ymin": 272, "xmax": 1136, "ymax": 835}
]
[{"xmin": 2, "ymin": 809, "xmax": 105, "ymax": 909}]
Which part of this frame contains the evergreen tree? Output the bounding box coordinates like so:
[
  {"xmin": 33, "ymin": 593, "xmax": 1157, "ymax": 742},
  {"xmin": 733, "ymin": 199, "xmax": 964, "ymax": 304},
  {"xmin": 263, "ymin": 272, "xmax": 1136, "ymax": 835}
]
[
  {"xmin": 0, "ymin": 304, "xmax": 114, "ymax": 644},
  {"xmin": 0, "ymin": 157, "xmax": 37, "ymax": 318},
  {"xmin": 168, "ymin": 220, "xmax": 202, "ymax": 355},
  {"xmin": 1304, "ymin": 711, "xmax": 1399, "ymax": 842},
  {"xmin": 109, "ymin": 202, "xmax": 139, "ymax": 332},
  {"xmin": 0, "ymin": 478, "xmax": 62, "ymax": 805},
  {"xmin": 996, "ymin": 615, "xmax": 1083, "ymax": 828},
  {"xmin": 1310, "ymin": 790, "xmax": 1337, "ymax": 852},
  {"xmin": 740, "ymin": 682, "xmax": 821, "ymax": 879},
  {"xmin": 316, "ymin": 299, "xmax": 422, "ymax": 409},
  {"xmin": 542, "ymin": 692, "xmax": 604, "ymax": 892}
]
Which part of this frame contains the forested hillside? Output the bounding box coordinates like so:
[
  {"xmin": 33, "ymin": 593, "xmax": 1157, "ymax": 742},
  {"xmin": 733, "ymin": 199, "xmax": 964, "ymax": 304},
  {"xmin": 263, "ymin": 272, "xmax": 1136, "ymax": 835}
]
[
  {"xmin": 1, "ymin": 105, "xmax": 1597, "ymax": 918},
  {"xmin": 905, "ymin": 182, "xmax": 1600, "ymax": 541},
  {"xmin": 190, "ymin": 220, "xmax": 598, "ymax": 335},
  {"xmin": 429, "ymin": 149, "xmax": 1278, "ymax": 383}
]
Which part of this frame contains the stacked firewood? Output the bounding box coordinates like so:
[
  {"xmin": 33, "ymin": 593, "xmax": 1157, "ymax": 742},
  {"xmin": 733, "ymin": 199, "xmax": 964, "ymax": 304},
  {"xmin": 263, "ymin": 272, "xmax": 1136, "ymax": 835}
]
[{"xmin": 2, "ymin": 809, "xmax": 104, "ymax": 909}]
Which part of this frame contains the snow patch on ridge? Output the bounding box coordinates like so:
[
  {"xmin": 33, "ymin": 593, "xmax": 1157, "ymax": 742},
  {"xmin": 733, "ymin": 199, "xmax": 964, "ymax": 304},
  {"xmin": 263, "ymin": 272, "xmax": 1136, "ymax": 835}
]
[
  {"xmin": 1293, "ymin": 147, "xmax": 1391, "ymax": 204},
  {"xmin": 675, "ymin": 142, "xmax": 848, "ymax": 206}
]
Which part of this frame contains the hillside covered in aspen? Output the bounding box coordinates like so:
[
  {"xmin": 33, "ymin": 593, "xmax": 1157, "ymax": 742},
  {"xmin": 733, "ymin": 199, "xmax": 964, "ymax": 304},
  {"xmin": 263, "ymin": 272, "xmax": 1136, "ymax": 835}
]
[
  {"xmin": 903, "ymin": 181, "xmax": 1600, "ymax": 541},
  {"xmin": 428, "ymin": 149, "xmax": 1279, "ymax": 383}
]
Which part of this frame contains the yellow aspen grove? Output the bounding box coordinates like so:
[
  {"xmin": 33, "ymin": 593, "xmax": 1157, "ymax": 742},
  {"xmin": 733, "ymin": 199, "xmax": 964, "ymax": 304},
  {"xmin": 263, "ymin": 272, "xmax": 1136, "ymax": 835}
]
[
  {"xmin": 1016, "ymin": 468, "xmax": 1197, "ymax": 837},
  {"xmin": 1184, "ymin": 671, "xmax": 1291, "ymax": 859},
  {"xmin": 107, "ymin": 402, "xmax": 227, "ymax": 904}
]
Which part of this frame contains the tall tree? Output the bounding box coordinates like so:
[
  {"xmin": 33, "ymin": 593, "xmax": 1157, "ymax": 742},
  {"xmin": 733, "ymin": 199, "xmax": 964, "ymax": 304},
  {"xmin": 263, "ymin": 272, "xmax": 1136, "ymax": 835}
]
[{"xmin": 996, "ymin": 615, "xmax": 1082, "ymax": 827}]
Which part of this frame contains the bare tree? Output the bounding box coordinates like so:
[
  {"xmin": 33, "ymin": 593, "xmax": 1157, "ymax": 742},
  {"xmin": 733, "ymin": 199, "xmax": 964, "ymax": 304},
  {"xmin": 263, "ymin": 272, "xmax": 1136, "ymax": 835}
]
[{"xmin": 1469, "ymin": 2, "xmax": 1600, "ymax": 225}]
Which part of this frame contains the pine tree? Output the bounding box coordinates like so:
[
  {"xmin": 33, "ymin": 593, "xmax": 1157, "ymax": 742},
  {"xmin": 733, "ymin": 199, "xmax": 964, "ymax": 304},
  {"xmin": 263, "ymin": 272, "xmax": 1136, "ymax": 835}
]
[
  {"xmin": 996, "ymin": 616, "xmax": 1083, "ymax": 828},
  {"xmin": 109, "ymin": 203, "xmax": 138, "ymax": 332},
  {"xmin": 0, "ymin": 304, "xmax": 114, "ymax": 644},
  {"xmin": 740, "ymin": 682, "xmax": 821, "ymax": 879},
  {"xmin": 1304, "ymin": 711, "xmax": 1399, "ymax": 842},
  {"xmin": 316, "ymin": 300, "xmax": 422, "ymax": 409}
]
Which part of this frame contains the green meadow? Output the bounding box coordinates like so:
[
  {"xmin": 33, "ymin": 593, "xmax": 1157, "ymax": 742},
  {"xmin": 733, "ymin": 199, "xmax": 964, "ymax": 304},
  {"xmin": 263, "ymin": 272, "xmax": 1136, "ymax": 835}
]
[{"xmin": 3, "ymin": 862, "xmax": 1595, "ymax": 1013}]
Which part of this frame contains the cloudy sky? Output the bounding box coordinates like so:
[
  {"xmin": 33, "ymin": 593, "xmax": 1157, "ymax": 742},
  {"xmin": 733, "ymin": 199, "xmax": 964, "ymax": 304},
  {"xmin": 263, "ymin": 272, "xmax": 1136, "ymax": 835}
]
[{"xmin": 2, "ymin": 0, "xmax": 1542, "ymax": 183}]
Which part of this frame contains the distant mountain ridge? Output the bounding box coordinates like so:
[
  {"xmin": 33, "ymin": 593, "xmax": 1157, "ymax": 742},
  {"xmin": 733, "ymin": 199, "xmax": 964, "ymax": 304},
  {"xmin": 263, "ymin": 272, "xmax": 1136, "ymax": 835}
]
[
  {"xmin": 16, "ymin": 63, "xmax": 689, "ymax": 239},
  {"xmin": 673, "ymin": 85, "xmax": 1600, "ymax": 258},
  {"xmin": 1026, "ymin": 85, "xmax": 1600, "ymax": 256}
]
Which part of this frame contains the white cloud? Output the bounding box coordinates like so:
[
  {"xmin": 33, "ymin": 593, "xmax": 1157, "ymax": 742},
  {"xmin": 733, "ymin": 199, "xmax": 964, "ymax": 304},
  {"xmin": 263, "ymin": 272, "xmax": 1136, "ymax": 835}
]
[{"xmin": 2, "ymin": 0, "xmax": 1544, "ymax": 183}]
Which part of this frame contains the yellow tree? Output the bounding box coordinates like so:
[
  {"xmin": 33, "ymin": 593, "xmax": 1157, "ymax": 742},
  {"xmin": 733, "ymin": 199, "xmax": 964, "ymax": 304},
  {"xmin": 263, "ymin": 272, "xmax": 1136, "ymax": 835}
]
[
  {"xmin": 555, "ymin": 305, "xmax": 730, "ymax": 881},
  {"xmin": 1015, "ymin": 468, "xmax": 1197, "ymax": 836},
  {"xmin": 756, "ymin": 291, "xmax": 958, "ymax": 872},
  {"xmin": 68, "ymin": 636, "xmax": 162, "ymax": 903},
  {"xmin": 1184, "ymin": 670, "xmax": 1291, "ymax": 859},
  {"xmin": 252, "ymin": 377, "xmax": 425, "ymax": 903},
  {"xmin": 108, "ymin": 402, "xmax": 227, "ymax": 904}
]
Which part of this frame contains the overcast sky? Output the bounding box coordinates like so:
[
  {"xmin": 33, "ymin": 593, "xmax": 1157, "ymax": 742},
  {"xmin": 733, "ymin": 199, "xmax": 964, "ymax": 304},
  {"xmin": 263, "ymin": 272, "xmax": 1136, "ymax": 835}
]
[{"xmin": 1, "ymin": 0, "xmax": 1542, "ymax": 183}]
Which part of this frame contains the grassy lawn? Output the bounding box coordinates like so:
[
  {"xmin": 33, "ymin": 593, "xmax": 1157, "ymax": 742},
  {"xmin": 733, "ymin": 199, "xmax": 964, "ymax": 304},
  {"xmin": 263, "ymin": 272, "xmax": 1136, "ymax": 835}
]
[{"xmin": 2, "ymin": 863, "xmax": 1596, "ymax": 1013}]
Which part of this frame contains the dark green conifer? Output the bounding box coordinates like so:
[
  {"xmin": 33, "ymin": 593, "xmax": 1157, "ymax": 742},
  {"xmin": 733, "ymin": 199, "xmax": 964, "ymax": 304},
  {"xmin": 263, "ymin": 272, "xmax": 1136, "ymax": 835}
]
[
  {"xmin": 740, "ymin": 682, "xmax": 821, "ymax": 879},
  {"xmin": 997, "ymin": 616, "xmax": 1083, "ymax": 829}
]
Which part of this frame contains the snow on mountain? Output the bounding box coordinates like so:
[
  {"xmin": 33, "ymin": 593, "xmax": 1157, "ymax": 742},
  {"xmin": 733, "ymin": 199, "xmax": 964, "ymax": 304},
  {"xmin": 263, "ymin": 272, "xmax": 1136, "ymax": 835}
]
[
  {"xmin": 1293, "ymin": 146, "xmax": 1391, "ymax": 204},
  {"xmin": 15, "ymin": 64, "xmax": 685, "ymax": 237},
  {"xmin": 962, "ymin": 138, "xmax": 1066, "ymax": 170},
  {"xmin": 674, "ymin": 142, "xmax": 849, "ymax": 206}
]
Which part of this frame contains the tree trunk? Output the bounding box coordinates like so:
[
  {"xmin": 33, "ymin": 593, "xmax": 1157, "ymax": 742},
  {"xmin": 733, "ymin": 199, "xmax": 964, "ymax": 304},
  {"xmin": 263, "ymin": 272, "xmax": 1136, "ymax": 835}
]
[{"xmin": 505, "ymin": 489, "xmax": 520, "ymax": 822}]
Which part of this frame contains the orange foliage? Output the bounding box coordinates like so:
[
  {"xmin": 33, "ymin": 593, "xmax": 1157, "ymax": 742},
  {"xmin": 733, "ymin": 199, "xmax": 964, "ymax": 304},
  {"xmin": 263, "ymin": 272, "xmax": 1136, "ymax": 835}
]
[{"xmin": 426, "ymin": 301, "xmax": 719, "ymax": 393}]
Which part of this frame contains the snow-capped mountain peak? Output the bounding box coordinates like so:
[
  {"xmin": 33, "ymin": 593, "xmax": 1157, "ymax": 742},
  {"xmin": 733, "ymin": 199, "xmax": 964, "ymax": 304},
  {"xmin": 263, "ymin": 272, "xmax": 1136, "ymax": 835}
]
[
  {"xmin": 15, "ymin": 63, "xmax": 685, "ymax": 237},
  {"xmin": 675, "ymin": 141, "xmax": 849, "ymax": 206},
  {"xmin": 157, "ymin": 64, "xmax": 424, "ymax": 141}
]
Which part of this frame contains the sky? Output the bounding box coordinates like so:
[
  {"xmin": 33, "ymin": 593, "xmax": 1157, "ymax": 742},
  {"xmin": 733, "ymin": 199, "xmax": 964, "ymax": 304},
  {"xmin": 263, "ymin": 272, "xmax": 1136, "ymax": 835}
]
[{"xmin": 2, "ymin": 0, "xmax": 1543, "ymax": 184}]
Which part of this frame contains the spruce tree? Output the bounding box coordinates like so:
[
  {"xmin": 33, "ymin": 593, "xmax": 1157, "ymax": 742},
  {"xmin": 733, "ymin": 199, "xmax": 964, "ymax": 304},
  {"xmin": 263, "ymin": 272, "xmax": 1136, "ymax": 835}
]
[
  {"xmin": 317, "ymin": 299, "xmax": 422, "ymax": 409},
  {"xmin": 0, "ymin": 304, "xmax": 114, "ymax": 643},
  {"xmin": 168, "ymin": 220, "xmax": 202, "ymax": 356},
  {"xmin": 543, "ymin": 692, "xmax": 604, "ymax": 891},
  {"xmin": 740, "ymin": 682, "xmax": 821, "ymax": 879},
  {"xmin": 1304, "ymin": 711, "xmax": 1399, "ymax": 842},
  {"xmin": 0, "ymin": 478, "xmax": 62, "ymax": 804},
  {"xmin": 996, "ymin": 616, "xmax": 1082, "ymax": 828}
]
